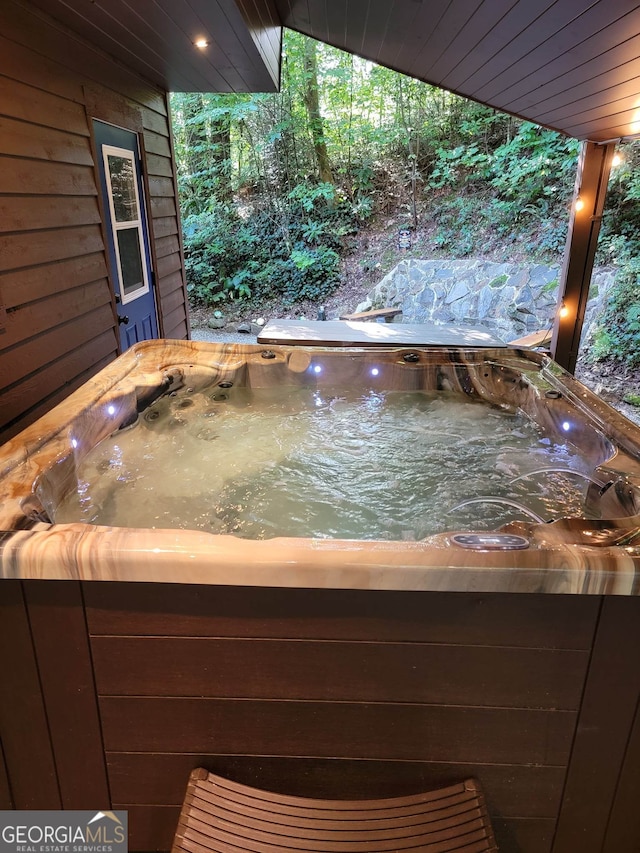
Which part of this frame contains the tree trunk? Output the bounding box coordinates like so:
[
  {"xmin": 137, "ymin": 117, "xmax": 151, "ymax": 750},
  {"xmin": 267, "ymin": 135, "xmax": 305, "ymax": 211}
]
[
  {"xmin": 209, "ymin": 116, "xmax": 232, "ymax": 202},
  {"xmin": 181, "ymin": 94, "xmax": 232, "ymax": 204},
  {"xmin": 183, "ymin": 94, "xmax": 207, "ymax": 179},
  {"xmin": 302, "ymin": 38, "xmax": 334, "ymax": 186}
]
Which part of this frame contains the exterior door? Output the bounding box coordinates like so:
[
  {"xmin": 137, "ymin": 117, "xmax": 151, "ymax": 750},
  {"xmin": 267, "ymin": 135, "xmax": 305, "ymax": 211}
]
[{"xmin": 94, "ymin": 120, "xmax": 158, "ymax": 349}]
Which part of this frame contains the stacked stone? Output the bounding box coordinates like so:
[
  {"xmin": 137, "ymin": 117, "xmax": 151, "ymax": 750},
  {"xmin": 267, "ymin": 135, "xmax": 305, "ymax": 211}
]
[{"xmin": 356, "ymin": 259, "xmax": 615, "ymax": 344}]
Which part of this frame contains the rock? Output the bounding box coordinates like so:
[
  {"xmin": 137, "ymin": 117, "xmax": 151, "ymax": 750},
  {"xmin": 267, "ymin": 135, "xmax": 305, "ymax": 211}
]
[
  {"xmin": 436, "ymin": 267, "xmax": 455, "ymax": 279},
  {"xmin": 506, "ymin": 269, "xmax": 529, "ymax": 290},
  {"xmin": 529, "ymin": 264, "xmax": 557, "ymax": 286},
  {"xmin": 417, "ymin": 286, "xmax": 435, "ymax": 311},
  {"xmin": 236, "ymin": 322, "xmax": 252, "ymax": 333},
  {"xmin": 359, "ymin": 257, "xmax": 614, "ymax": 343},
  {"xmin": 477, "ymin": 286, "xmax": 494, "ymax": 319},
  {"xmin": 207, "ymin": 317, "xmax": 226, "ymax": 329},
  {"xmin": 445, "ymin": 279, "xmax": 470, "ymax": 304}
]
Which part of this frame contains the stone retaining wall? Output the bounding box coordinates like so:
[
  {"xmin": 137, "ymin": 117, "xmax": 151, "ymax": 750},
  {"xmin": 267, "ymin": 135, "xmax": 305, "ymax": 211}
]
[{"xmin": 356, "ymin": 259, "xmax": 614, "ymax": 344}]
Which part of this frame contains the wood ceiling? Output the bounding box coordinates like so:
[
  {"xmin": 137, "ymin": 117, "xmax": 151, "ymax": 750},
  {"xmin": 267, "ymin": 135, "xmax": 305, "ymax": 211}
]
[
  {"xmin": 29, "ymin": 0, "xmax": 640, "ymax": 141},
  {"xmin": 24, "ymin": 0, "xmax": 282, "ymax": 93},
  {"xmin": 275, "ymin": 0, "xmax": 640, "ymax": 142}
]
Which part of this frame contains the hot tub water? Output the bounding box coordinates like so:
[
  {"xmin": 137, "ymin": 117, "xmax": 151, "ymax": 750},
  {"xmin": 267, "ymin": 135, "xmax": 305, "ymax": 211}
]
[{"xmin": 53, "ymin": 382, "xmax": 590, "ymax": 540}]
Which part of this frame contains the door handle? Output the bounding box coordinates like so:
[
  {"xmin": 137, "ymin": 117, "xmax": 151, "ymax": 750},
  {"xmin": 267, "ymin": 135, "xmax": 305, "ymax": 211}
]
[{"xmin": 118, "ymin": 315, "xmax": 130, "ymax": 325}]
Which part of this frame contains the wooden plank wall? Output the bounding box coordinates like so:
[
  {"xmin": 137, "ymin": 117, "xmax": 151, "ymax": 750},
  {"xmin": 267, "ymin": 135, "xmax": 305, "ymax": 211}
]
[
  {"xmin": 0, "ymin": 580, "xmax": 61, "ymax": 810},
  {"xmin": 0, "ymin": 0, "xmax": 189, "ymax": 443},
  {"xmin": 0, "ymin": 740, "xmax": 13, "ymax": 810},
  {"xmin": 0, "ymin": 580, "xmax": 110, "ymax": 811},
  {"xmin": 83, "ymin": 583, "xmax": 601, "ymax": 853},
  {"xmin": 552, "ymin": 596, "xmax": 640, "ymax": 853}
]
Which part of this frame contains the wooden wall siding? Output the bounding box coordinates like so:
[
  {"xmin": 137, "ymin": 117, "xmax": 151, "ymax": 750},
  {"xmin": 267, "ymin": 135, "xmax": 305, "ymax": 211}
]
[
  {"xmin": 92, "ymin": 637, "xmax": 588, "ymax": 710},
  {"xmin": 0, "ymin": 581, "xmax": 109, "ymax": 814},
  {"xmin": 0, "ymin": 0, "xmax": 189, "ymax": 442},
  {"xmin": 84, "ymin": 584, "xmax": 601, "ymax": 853}
]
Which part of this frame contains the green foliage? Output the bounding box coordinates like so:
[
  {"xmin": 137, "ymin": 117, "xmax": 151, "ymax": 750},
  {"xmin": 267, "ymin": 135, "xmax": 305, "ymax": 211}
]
[
  {"xmin": 285, "ymin": 245, "xmax": 340, "ymax": 302},
  {"xmin": 489, "ymin": 123, "xmax": 579, "ymax": 205},
  {"xmin": 429, "ymin": 144, "xmax": 491, "ymax": 188},
  {"xmin": 424, "ymin": 120, "xmax": 578, "ymax": 255},
  {"xmin": 182, "ymin": 207, "xmax": 258, "ymax": 304},
  {"xmin": 181, "ymin": 180, "xmax": 349, "ymax": 307},
  {"xmin": 597, "ymin": 140, "xmax": 640, "ymax": 265},
  {"xmin": 288, "ymin": 182, "xmax": 335, "ymax": 211},
  {"xmin": 488, "ymin": 275, "xmax": 508, "ymax": 288},
  {"xmin": 431, "ymin": 197, "xmax": 477, "ymax": 255},
  {"xmin": 589, "ymin": 139, "xmax": 640, "ymax": 366},
  {"xmin": 589, "ymin": 257, "xmax": 640, "ymax": 366}
]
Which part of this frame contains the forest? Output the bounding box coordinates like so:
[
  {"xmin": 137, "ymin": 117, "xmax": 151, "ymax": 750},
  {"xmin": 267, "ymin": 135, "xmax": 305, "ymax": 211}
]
[{"xmin": 170, "ymin": 30, "xmax": 640, "ymax": 368}]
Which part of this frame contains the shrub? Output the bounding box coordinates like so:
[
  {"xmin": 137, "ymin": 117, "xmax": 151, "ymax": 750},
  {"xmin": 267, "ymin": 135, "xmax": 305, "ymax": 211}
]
[
  {"xmin": 589, "ymin": 258, "xmax": 640, "ymax": 366},
  {"xmin": 431, "ymin": 196, "xmax": 479, "ymax": 255},
  {"xmin": 183, "ymin": 207, "xmax": 258, "ymax": 304},
  {"xmin": 182, "ymin": 183, "xmax": 352, "ymax": 308},
  {"xmin": 286, "ymin": 245, "xmax": 340, "ymax": 302}
]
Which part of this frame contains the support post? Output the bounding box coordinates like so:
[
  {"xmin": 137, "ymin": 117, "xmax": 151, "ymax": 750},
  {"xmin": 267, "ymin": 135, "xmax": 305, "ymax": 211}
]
[{"xmin": 551, "ymin": 141, "xmax": 616, "ymax": 374}]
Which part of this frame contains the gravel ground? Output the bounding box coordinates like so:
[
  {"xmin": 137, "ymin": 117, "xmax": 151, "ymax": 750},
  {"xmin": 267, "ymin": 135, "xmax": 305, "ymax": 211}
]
[{"xmin": 191, "ymin": 327, "xmax": 259, "ymax": 344}]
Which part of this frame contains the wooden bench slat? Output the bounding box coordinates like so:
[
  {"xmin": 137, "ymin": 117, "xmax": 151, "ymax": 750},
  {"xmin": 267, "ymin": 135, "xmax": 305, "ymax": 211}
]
[{"xmin": 339, "ymin": 308, "xmax": 402, "ymax": 321}]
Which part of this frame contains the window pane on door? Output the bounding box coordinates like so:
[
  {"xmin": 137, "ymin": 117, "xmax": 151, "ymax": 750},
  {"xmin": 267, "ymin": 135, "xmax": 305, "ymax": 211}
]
[
  {"xmin": 107, "ymin": 154, "xmax": 139, "ymax": 222},
  {"xmin": 117, "ymin": 227, "xmax": 145, "ymax": 295}
]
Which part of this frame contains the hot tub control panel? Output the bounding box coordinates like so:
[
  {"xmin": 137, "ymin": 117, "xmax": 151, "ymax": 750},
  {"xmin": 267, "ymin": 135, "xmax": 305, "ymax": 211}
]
[{"xmin": 451, "ymin": 533, "xmax": 530, "ymax": 550}]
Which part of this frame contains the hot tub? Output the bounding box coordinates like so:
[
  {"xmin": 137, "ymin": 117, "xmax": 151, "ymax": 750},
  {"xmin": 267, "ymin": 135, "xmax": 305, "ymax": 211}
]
[
  {"xmin": 3, "ymin": 339, "xmax": 640, "ymax": 853},
  {"xmin": 1, "ymin": 339, "xmax": 640, "ymax": 591}
]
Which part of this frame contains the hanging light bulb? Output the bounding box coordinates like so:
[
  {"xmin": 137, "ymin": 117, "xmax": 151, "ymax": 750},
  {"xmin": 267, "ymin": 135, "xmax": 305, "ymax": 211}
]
[
  {"xmin": 612, "ymin": 152, "xmax": 623, "ymax": 167},
  {"xmin": 574, "ymin": 194, "xmax": 585, "ymax": 212},
  {"xmin": 559, "ymin": 300, "xmax": 570, "ymax": 319}
]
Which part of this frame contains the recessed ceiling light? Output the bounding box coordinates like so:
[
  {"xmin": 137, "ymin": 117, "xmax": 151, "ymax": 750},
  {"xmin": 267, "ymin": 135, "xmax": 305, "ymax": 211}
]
[{"xmin": 194, "ymin": 38, "xmax": 209, "ymax": 49}]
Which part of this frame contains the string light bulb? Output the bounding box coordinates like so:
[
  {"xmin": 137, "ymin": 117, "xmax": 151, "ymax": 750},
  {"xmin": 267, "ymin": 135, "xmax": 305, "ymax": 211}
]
[
  {"xmin": 559, "ymin": 300, "xmax": 570, "ymax": 319},
  {"xmin": 194, "ymin": 38, "xmax": 209, "ymax": 49},
  {"xmin": 574, "ymin": 194, "xmax": 585, "ymax": 212},
  {"xmin": 612, "ymin": 152, "xmax": 622, "ymax": 167}
]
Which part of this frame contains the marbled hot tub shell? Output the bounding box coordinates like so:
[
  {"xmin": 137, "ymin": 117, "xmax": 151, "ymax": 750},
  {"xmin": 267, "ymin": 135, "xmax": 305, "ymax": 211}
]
[
  {"xmin": 4, "ymin": 339, "xmax": 640, "ymax": 853},
  {"xmin": 1, "ymin": 338, "xmax": 640, "ymax": 592}
]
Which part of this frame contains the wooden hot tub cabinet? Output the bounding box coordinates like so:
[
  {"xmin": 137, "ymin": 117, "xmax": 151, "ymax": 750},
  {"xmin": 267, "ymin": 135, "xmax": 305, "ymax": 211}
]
[
  {"xmin": 2, "ymin": 580, "xmax": 640, "ymax": 853},
  {"xmin": 2, "ymin": 342, "xmax": 640, "ymax": 852}
]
